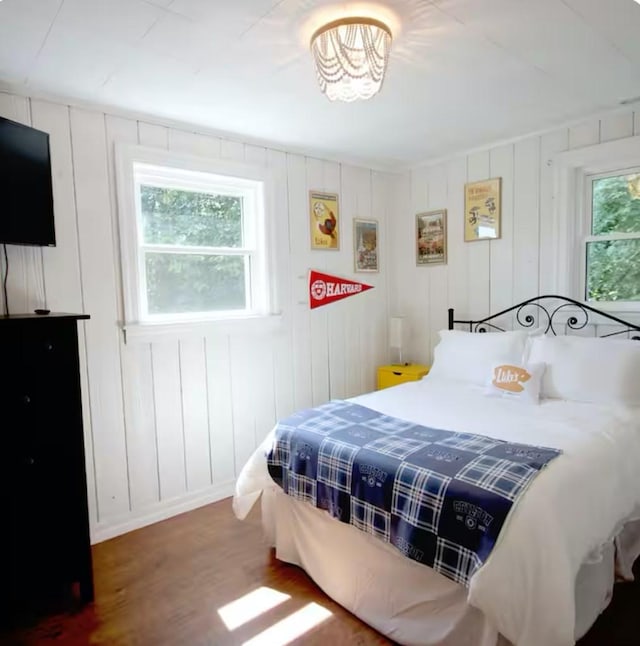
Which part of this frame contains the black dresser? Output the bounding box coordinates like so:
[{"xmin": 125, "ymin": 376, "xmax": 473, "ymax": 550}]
[{"xmin": 0, "ymin": 313, "xmax": 93, "ymax": 622}]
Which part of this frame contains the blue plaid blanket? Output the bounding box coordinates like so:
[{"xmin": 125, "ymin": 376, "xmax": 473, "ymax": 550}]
[{"xmin": 266, "ymin": 400, "xmax": 562, "ymax": 586}]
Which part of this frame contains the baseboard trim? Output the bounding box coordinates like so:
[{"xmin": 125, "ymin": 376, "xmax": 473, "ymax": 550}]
[{"xmin": 91, "ymin": 480, "xmax": 236, "ymax": 544}]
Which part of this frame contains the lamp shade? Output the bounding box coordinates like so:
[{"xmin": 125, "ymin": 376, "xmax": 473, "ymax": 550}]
[
  {"xmin": 310, "ymin": 17, "xmax": 392, "ymax": 102},
  {"xmin": 389, "ymin": 316, "xmax": 405, "ymax": 350}
]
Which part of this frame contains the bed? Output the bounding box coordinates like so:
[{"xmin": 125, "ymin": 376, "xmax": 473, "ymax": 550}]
[{"xmin": 234, "ymin": 295, "xmax": 640, "ymax": 646}]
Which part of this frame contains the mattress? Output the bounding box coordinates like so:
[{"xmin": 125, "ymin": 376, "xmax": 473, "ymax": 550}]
[{"xmin": 235, "ymin": 376, "xmax": 640, "ymax": 646}]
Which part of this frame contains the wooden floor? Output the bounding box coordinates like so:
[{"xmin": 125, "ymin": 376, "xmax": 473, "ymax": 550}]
[{"xmin": 2, "ymin": 498, "xmax": 639, "ymax": 646}]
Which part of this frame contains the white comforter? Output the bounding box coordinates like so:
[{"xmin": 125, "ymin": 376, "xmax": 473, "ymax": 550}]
[{"xmin": 234, "ymin": 376, "xmax": 640, "ymax": 646}]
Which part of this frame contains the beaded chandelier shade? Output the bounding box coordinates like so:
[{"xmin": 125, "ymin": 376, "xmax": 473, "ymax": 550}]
[{"xmin": 310, "ymin": 17, "xmax": 392, "ymax": 102}]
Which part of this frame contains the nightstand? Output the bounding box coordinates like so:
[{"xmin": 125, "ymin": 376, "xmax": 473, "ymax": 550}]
[{"xmin": 377, "ymin": 364, "xmax": 430, "ymax": 390}]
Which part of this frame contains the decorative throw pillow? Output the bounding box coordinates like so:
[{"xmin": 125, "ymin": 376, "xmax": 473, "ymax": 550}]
[{"xmin": 485, "ymin": 362, "xmax": 546, "ymax": 404}]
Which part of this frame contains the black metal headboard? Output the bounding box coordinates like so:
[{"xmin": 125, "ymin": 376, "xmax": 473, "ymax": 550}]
[{"xmin": 448, "ymin": 295, "xmax": 640, "ymax": 340}]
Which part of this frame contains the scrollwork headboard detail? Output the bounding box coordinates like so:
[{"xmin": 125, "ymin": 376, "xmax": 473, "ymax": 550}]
[{"xmin": 448, "ymin": 295, "xmax": 640, "ymax": 340}]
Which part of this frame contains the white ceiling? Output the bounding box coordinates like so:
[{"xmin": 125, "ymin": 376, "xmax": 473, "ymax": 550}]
[{"xmin": 2, "ymin": 0, "xmax": 640, "ymax": 168}]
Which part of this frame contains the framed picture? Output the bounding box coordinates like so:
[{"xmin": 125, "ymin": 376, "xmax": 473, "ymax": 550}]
[
  {"xmin": 310, "ymin": 191, "xmax": 339, "ymax": 250},
  {"xmin": 353, "ymin": 218, "xmax": 379, "ymax": 272},
  {"xmin": 464, "ymin": 177, "xmax": 502, "ymax": 241},
  {"xmin": 416, "ymin": 209, "xmax": 447, "ymax": 266}
]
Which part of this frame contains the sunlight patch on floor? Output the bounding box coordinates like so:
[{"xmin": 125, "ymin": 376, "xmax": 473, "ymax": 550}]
[
  {"xmin": 241, "ymin": 602, "xmax": 333, "ymax": 646},
  {"xmin": 217, "ymin": 586, "xmax": 291, "ymax": 630}
]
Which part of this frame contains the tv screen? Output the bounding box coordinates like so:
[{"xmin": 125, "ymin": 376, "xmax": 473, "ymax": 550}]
[{"xmin": 0, "ymin": 117, "xmax": 56, "ymax": 246}]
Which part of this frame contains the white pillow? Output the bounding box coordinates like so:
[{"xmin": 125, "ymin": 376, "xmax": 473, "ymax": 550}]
[
  {"xmin": 527, "ymin": 334, "xmax": 640, "ymax": 406},
  {"xmin": 485, "ymin": 362, "xmax": 546, "ymax": 404},
  {"xmin": 429, "ymin": 329, "xmax": 530, "ymax": 385}
]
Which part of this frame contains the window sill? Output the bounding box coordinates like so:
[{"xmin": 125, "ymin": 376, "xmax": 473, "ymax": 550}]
[{"xmin": 122, "ymin": 313, "xmax": 283, "ymax": 343}]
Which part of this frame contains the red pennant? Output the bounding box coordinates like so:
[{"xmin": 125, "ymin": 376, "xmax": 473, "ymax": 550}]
[{"xmin": 309, "ymin": 270, "xmax": 374, "ymax": 309}]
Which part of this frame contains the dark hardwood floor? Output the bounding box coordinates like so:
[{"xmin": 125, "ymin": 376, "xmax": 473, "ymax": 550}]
[{"xmin": 1, "ymin": 498, "xmax": 639, "ymax": 646}]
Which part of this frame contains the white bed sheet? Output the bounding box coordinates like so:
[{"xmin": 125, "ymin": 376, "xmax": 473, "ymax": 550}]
[
  {"xmin": 262, "ymin": 488, "xmax": 624, "ymax": 646},
  {"xmin": 234, "ymin": 376, "xmax": 640, "ymax": 646}
]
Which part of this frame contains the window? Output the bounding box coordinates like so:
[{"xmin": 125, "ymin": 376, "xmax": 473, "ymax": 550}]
[
  {"xmin": 117, "ymin": 146, "xmax": 272, "ymax": 327},
  {"xmin": 583, "ymin": 168, "xmax": 640, "ymax": 303},
  {"xmin": 553, "ymin": 136, "xmax": 640, "ymax": 310}
]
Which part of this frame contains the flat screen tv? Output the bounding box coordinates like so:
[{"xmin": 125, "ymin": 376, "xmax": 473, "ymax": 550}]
[{"xmin": 0, "ymin": 116, "xmax": 56, "ymax": 246}]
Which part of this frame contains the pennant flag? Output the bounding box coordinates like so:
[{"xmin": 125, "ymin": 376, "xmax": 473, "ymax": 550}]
[{"xmin": 309, "ymin": 270, "xmax": 374, "ymax": 309}]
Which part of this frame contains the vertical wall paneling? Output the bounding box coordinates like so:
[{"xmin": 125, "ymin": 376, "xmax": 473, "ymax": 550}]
[
  {"xmin": 513, "ymin": 138, "xmax": 540, "ymax": 303},
  {"xmin": 367, "ymin": 170, "xmax": 389, "ymax": 391},
  {"xmin": 228, "ymin": 335, "xmax": 258, "ymax": 474},
  {"xmin": 221, "ymin": 139, "xmax": 245, "ymax": 161},
  {"xmin": 407, "ymin": 165, "xmax": 430, "ymax": 364},
  {"xmin": 179, "ymin": 337, "xmax": 212, "ymax": 492},
  {"xmin": 445, "ymin": 157, "xmax": 469, "ymax": 320},
  {"xmin": 287, "ymin": 153, "xmax": 314, "ymax": 410},
  {"xmin": 30, "ymin": 99, "xmax": 98, "ymax": 528},
  {"xmin": 569, "ymin": 120, "xmax": 600, "ymax": 150},
  {"xmin": 600, "ymin": 112, "xmax": 634, "ymax": 143},
  {"xmin": 340, "ymin": 164, "xmax": 364, "ymax": 396},
  {"xmin": 121, "ymin": 342, "xmax": 159, "ymax": 509},
  {"xmin": 539, "ymin": 129, "xmax": 570, "ymax": 293},
  {"xmin": 267, "ymin": 148, "xmax": 295, "ymax": 420},
  {"xmin": 324, "ymin": 160, "xmax": 347, "ymax": 399},
  {"xmin": 251, "ymin": 337, "xmax": 277, "ymax": 448},
  {"xmin": 204, "ymin": 334, "xmax": 236, "ymax": 485},
  {"xmin": 69, "ymin": 107, "xmax": 130, "ymax": 522},
  {"xmin": 466, "ymin": 152, "xmax": 491, "ymax": 319},
  {"xmin": 151, "ymin": 339, "xmax": 186, "ymax": 500},
  {"xmin": 354, "ymin": 166, "xmax": 376, "ymax": 390},
  {"xmin": 243, "ymin": 144, "xmax": 267, "ymax": 167},
  {"xmin": 426, "ymin": 164, "xmax": 449, "ymax": 352},
  {"xmin": 168, "ymin": 129, "xmax": 221, "ymax": 158},
  {"xmin": 387, "ymin": 172, "xmax": 411, "ymax": 322},
  {"xmin": 105, "ymin": 115, "xmax": 138, "ymax": 324},
  {"xmin": 137, "ymin": 122, "xmax": 169, "ymax": 149},
  {"xmin": 307, "ymin": 157, "xmax": 330, "ymax": 406},
  {"xmin": 488, "ymin": 144, "xmax": 515, "ymax": 316}
]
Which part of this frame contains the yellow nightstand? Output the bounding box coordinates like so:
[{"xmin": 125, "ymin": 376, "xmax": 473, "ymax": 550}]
[{"xmin": 377, "ymin": 364, "xmax": 430, "ymax": 390}]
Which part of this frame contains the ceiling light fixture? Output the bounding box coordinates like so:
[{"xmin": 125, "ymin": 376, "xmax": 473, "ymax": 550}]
[{"xmin": 310, "ymin": 17, "xmax": 392, "ymax": 103}]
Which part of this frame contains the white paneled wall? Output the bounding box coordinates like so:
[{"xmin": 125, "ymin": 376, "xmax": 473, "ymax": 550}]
[
  {"xmin": 0, "ymin": 92, "xmax": 393, "ymax": 542},
  {"xmin": 390, "ymin": 108, "xmax": 640, "ymax": 364}
]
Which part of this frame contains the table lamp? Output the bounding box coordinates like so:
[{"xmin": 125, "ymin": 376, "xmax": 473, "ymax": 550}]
[{"xmin": 389, "ymin": 316, "xmax": 407, "ymax": 365}]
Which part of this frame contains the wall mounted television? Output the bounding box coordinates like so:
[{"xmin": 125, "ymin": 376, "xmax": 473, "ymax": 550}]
[{"xmin": 0, "ymin": 116, "xmax": 56, "ymax": 247}]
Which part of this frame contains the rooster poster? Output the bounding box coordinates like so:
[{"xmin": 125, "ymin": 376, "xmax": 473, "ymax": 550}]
[{"xmin": 309, "ymin": 191, "xmax": 339, "ymax": 250}]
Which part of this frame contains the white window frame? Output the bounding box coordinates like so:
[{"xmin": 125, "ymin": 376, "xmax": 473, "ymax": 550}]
[
  {"xmin": 115, "ymin": 144, "xmax": 278, "ymax": 334},
  {"xmin": 553, "ymin": 134, "xmax": 640, "ymax": 313},
  {"xmin": 579, "ymin": 166, "xmax": 640, "ymax": 304}
]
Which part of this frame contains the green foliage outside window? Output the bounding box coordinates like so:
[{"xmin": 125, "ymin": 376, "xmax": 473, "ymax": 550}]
[
  {"xmin": 587, "ymin": 175, "xmax": 640, "ymax": 302},
  {"xmin": 140, "ymin": 185, "xmax": 243, "ymax": 247},
  {"xmin": 140, "ymin": 185, "xmax": 247, "ymax": 314}
]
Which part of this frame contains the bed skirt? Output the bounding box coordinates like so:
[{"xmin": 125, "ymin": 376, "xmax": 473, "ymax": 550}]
[{"xmin": 261, "ymin": 487, "xmax": 640, "ymax": 646}]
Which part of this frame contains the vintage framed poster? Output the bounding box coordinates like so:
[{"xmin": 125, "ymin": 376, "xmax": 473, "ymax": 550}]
[
  {"xmin": 464, "ymin": 177, "xmax": 501, "ymax": 241},
  {"xmin": 309, "ymin": 191, "xmax": 339, "ymax": 250},
  {"xmin": 416, "ymin": 209, "xmax": 447, "ymax": 266},
  {"xmin": 353, "ymin": 218, "xmax": 379, "ymax": 272}
]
